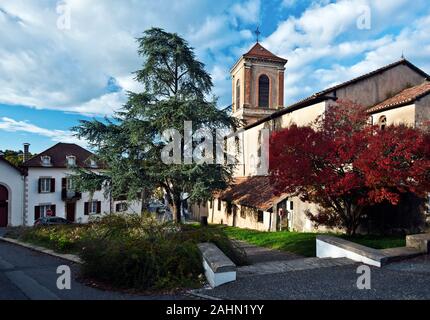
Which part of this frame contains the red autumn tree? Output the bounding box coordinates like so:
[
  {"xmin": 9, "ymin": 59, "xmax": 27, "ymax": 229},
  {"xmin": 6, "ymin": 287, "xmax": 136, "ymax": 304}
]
[{"xmin": 269, "ymin": 100, "xmax": 430, "ymax": 235}]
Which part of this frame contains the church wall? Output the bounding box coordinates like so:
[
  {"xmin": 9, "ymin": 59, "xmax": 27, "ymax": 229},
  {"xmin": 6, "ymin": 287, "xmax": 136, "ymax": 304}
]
[
  {"xmin": 280, "ymin": 101, "xmax": 327, "ymax": 128},
  {"xmin": 334, "ymin": 64, "xmax": 426, "ymax": 107},
  {"xmin": 415, "ymin": 94, "xmax": 430, "ymax": 129},
  {"xmin": 250, "ymin": 62, "xmax": 282, "ymax": 109},
  {"xmin": 371, "ymin": 104, "xmax": 416, "ymax": 127},
  {"xmin": 231, "ymin": 60, "xmax": 245, "ymax": 112}
]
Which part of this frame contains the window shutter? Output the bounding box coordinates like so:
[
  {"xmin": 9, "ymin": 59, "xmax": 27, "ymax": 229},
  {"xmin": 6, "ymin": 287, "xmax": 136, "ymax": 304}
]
[
  {"xmin": 50, "ymin": 178, "xmax": 55, "ymax": 193},
  {"xmin": 38, "ymin": 179, "xmax": 42, "ymax": 193},
  {"xmin": 62, "ymin": 178, "xmax": 66, "ymax": 190},
  {"xmin": 35, "ymin": 206, "xmax": 40, "ymax": 220},
  {"xmin": 115, "ymin": 203, "xmax": 120, "ymax": 212},
  {"xmin": 51, "ymin": 205, "xmax": 56, "ymax": 216},
  {"xmin": 84, "ymin": 202, "xmax": 89, "ymax": 216},
  {"xmin": 97, "ymin": 201, "xmax": 101, "ymax": 214}
]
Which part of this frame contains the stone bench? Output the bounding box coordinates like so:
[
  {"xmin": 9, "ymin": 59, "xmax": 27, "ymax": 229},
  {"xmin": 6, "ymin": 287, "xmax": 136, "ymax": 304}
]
[
  {"xmin": 406, "ymin": 234, "xmax": 430, "ymax": 253},
  {"xmin": 197, "ymin": 243, "xmax": 236, "ymax": 288},
  {"xmin": 317, "ymin": 235, "xmax": 390, "ymax": 267}
]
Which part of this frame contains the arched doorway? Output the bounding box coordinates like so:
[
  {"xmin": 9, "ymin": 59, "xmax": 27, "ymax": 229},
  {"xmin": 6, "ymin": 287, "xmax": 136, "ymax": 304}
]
[{"xmin": 0, "ymin": 185, "xmax": 8, "ymax": 227}]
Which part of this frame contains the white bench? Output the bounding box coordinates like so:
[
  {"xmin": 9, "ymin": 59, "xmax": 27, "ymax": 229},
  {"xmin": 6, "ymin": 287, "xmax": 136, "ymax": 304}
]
[{"xmin": 198, "ymin": 243, "xmax": 237, "ymax": 288}]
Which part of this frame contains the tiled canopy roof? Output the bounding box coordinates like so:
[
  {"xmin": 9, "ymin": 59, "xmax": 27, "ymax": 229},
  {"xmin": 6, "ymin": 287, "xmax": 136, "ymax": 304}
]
[
  {"xmin": 23, "ymin": 143, "xmax": 96, "ymax": 168},
  {"xmin": 218, "ymin": 176, "xmax": 287, "ymax": 211},
  {"xmin": 367, "ymin": 81, "xmax": 430, "ymax": 113},
  {"xmin": 243, "ymin": 43, "xmax": 288, "ymax": 64}
]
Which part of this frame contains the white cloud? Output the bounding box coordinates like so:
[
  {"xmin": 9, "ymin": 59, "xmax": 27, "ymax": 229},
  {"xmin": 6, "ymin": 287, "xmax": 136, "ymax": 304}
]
[
  {"xmin": 0, "ymin": 117, "xmax": 86, "ymax": 146},
  {"xmin": 262, "ymin": 0, "xmax": 430, "ymax": 104},
  {"xmin": 0, "ymin": 0, "xmax": 258, "ymax": 115}
]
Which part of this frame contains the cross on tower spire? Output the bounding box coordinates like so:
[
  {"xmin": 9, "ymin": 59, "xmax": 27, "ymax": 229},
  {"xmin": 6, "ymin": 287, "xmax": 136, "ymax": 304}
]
[{"xmin": 254, "ymin": 26, "xmax": 261, "ymax": 43}]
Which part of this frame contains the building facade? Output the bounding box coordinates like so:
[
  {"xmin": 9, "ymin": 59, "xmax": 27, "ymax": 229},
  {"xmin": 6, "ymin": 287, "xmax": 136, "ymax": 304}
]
[
  {"xmin": 191, "ymin": 42, "xmax": 430, "ymax": 233},
  {"xmin": 0, "ymin": 143, "xmax": 141, "ymax": 227}
]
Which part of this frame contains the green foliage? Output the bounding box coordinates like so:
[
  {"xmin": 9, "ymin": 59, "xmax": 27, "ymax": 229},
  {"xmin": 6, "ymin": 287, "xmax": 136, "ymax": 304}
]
[
  {"xmin": 7, "ymin": 215, "xmax": 247, "ymax": 291},
  {"xmin": 1, "ymin": 149, "xmax": 37, "ymax": 166},
  {"xmin": 220, "ymin": 226, "xmax": 406, "ymax": 257},
  {"xmin": 72, "ymin": 28, "xmax": 239, "ymax": 221}
]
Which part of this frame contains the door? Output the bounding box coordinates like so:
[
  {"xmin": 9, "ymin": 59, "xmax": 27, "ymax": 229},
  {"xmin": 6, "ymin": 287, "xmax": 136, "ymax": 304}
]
[
  {"xmin": 66, "ymin": 202, "xmax": 75, "ymax": 222},
  {"xmin": 0, "ymin": 185, "xmax": 8, "ymax": 227}
]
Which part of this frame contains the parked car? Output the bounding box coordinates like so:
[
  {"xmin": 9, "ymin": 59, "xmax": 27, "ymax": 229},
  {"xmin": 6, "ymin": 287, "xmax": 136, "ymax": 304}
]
[{"xmin": 34, "ymin": 216, "xmax": 72, "ymax": 226}]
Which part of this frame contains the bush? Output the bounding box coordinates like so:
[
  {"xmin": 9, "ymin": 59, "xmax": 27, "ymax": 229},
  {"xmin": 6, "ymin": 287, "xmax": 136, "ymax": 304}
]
[
  {"xmin": 79, "ymin": 214, "xmax": 246, "ymax": 291},
  {"xmin": 7, "ymin": 214, "xmax": 247, "ymax": 291}
]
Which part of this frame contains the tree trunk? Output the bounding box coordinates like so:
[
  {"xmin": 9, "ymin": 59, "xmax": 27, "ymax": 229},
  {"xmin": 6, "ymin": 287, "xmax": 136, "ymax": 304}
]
[{"xmin": 172, "ymin": 197, "xmax": 182, "ymax": 223}]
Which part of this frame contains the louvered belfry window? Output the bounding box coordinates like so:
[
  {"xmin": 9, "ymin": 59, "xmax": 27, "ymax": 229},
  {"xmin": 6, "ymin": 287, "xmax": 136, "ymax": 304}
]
[
  {"xmin": 258, "ymin": 75, "xmax": 270, "ymax": 108},
  {"xmin": 236, "ymin": 79, "xmax": 241, "ymax": 110}
]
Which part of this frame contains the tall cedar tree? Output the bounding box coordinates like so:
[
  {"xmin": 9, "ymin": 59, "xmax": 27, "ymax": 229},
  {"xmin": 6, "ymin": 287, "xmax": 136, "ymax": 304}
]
[
  {"xmin": 269, "ymin": 101, "xmax": 430, "ymax": 235},
  {"xmin": 73, "ymin": 28, "xmax": 238, "ymax": 221}
]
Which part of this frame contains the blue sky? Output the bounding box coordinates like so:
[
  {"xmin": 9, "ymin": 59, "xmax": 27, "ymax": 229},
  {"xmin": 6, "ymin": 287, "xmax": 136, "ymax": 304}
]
[{"xmin": 1, "ymin": 0, "xmax": 430, "ymax": 153}]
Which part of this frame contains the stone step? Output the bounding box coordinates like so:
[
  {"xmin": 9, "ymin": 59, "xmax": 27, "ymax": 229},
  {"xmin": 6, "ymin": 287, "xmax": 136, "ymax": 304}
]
[
  {"xmin": 237, "ymin": 257, "xmax": 355, "ymax": 277},
  {"xmin": 380, "ymin": 247, "xmax": 424, "ymax": 263}
]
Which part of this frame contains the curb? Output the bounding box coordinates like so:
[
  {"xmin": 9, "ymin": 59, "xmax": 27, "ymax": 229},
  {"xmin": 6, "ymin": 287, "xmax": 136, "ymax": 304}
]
[
  {"xmin": 0, "ymin": 237, "xmax": 82, "ymax": 264},
  {"xmin": 187, "ymin": 289, "xmax": 223, "ymax": 301}
]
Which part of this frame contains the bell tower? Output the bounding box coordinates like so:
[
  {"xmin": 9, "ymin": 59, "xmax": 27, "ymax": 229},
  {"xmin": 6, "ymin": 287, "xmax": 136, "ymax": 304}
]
[{"xmin": 231, "ymin": 42, "xmax": 287, "ymax": 126}]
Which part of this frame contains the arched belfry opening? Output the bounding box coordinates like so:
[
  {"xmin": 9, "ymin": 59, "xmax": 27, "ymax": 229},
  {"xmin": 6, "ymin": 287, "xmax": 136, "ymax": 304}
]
[{"xmin": 230, "ymin": 42, "xmax": 287, "ymax": 126}]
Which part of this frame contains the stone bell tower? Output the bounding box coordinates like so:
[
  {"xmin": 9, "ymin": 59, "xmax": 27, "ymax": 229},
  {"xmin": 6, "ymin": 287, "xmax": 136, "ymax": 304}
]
[{"xmin": 231, "ymin": 42, "xmax": 288, "ymax": 126}]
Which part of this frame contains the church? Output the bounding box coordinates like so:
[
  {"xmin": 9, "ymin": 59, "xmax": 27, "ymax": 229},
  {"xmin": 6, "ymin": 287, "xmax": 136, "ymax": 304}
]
[{"xmin": 191, "ymin": 41, "xmax": 430, "ymax": 233}]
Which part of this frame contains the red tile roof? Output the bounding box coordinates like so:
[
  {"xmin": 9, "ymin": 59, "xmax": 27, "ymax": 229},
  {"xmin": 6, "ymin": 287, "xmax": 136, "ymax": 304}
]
[
  {"xmin": 368, "ymin": 81, "xmax": 430, "ymax": 113},
  {"xmin": 243, "ymin": 43, "xmax": 288, "ymax": 64},
  {"xmin": 218, "ymin": 176, "xmax": 287, "ymax": 211},
  {"xmin": 23, "ymin": 143, "xmax": 97, "ymax": 168}
]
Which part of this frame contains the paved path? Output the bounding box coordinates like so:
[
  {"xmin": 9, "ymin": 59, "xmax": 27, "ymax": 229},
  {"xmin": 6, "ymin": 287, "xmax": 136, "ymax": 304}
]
[
  {"xmin": 195, "ymin": 253, "xmax": 430, "ymax": 299},
  {"xmin": 0, "ymin": 240, "xmax": 190, "ymax": 300},
  {"xmin": 234, "ymin": 240, "xmax": 302, "ymax": 264}
]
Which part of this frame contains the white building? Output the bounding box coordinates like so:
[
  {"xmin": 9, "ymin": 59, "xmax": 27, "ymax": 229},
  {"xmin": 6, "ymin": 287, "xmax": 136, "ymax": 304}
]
[{"xmin": 0, "ymin": 143, "xmax": 142, "ymax": 227}]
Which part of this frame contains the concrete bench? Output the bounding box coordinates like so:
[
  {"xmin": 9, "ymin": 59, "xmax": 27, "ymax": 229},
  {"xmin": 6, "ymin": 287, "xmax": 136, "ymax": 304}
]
[
  {"xmin": 406, "ymin": 234, "xmax": 430, "ymax": 253},
  {"xmin": 317, "ymin": 235, "xmax": 389, "ymax": 267},
  {"xmin": 198, "ymin": 243, "xmax": 236, "ymax": 288}
]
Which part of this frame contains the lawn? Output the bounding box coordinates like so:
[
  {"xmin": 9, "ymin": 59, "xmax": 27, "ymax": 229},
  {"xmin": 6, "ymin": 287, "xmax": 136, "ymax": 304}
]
[{"xmin": 217, "ymin": 225, "xmax": 406, "ymax": 257}]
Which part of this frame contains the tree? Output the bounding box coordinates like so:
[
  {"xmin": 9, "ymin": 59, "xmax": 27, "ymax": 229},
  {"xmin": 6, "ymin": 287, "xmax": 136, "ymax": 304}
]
[
  {"xmin": 73, "ymin": 28, "xmax": 238, "ymax": 222},
  {"xmin": 269, "ymin": 101, "xmax": 430, "ymax": 235},
  {"xmin": 0, "ymin": 149, "xmax": 36, "ymax": 166}
]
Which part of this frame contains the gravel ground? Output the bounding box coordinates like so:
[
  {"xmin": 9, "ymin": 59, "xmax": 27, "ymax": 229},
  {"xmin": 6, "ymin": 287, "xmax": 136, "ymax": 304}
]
[{"xmin": 197, "ymin": 256, "xmax": 430, "ymax": 300}]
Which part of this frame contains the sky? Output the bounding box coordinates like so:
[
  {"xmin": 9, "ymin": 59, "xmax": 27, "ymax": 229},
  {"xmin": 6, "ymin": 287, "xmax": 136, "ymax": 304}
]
[{"xmin": 1, "ymin": 0, "xmax": 430, "ymax": 153}]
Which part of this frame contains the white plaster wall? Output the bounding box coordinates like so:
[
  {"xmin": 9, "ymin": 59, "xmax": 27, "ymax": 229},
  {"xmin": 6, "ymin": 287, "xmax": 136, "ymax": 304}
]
[
  {"xmin": 26, "ymin": 168, "xmax": 111, "ymax": 226},
  {"xmin": 371, "ymin": 104, "xmax": 416, "ymax": 127},
  {"xmin": 0, "ymin": 161, "xmax": 24, "ymax": 226}
]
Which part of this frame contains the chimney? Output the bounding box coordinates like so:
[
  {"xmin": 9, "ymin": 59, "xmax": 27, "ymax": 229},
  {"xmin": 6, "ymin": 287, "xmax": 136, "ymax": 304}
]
[{"xmin": 23, "ymin": 143, "xmax": 30, "ymax": 163}]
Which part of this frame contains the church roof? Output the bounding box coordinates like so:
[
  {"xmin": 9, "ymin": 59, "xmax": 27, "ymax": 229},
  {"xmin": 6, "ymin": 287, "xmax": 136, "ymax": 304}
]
[
  {"xmin": 242, "ymin": 58, "xmax": 430, "ymax": 131},
  {"xmin": 218, "ymin": 176, "xmax": 288, "ymax": 211},
  {"xmin": 243, "ymin": 43, "xmax": 288, "ymax": 64},
  {"xmin": 23, "ymin": 143, "xmax": 98, "ymax": 168},
  {"xmin": 367, "ymin": 81, "xmax": 430, "ymax": 113}
]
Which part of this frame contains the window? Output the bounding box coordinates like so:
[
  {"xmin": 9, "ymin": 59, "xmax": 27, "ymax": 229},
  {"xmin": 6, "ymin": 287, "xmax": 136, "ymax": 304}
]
[
  {"xmin": 66, "ymin": 178, "xmax": 74, "ymax": 191},
  {"xmin": 41, "ymin": 156, "xmax": 51, "ymax": 166},
  {"xmin": 258, "ymin": 75, "xmax": 270, "ymax": 108},
  {"xmin": 209, "ymin": 199, "xmax": 213, "ymax": 209},
  {"xmin": 66, "ymin": 156, "xmax": 76, "ymax": 167},
  {"xmin": 116, "ymin": 202, "xmax": 128, "ymax": 212},
  {"xmin": 379, "ymin": 115, "xmax": 387, "ymax": 130},
  {"xmin": 236, "ymin": 79, "xmax": 241, "ymax": 110},
  {"xmin": 257, "ymin": 210, "xmax": 264, "ymax": 223},
  {"xmin": 240, "ymin": 207, "xmax": 246, "ymax": 219},
  {"xmin": 226, "ymin": 202, "xmax": 232, "ymax": 215},
  {"xmin": 89, "ymin": 201, "xmax": 98, "ymax": 214},
  {"xmin": 217, "ymin": 199, "xmax": 222, "ymax": 211},
  {"xmin": 90, "ymin": 159, "xmax": 98, "ymax": 168},
  {"xmin": 40, "ymin": 178, "xmax": 52, "ymax": 193},
  {"xmin": 290, "ymin": 201, "xmax": 294, "ymax": 211}
]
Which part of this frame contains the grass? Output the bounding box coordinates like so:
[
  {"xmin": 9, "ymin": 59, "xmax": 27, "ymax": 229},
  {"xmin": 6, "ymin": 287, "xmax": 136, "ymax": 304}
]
[{"xmin": 216, "ymin": 225, "xmax": 406, "ymax": 257}]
